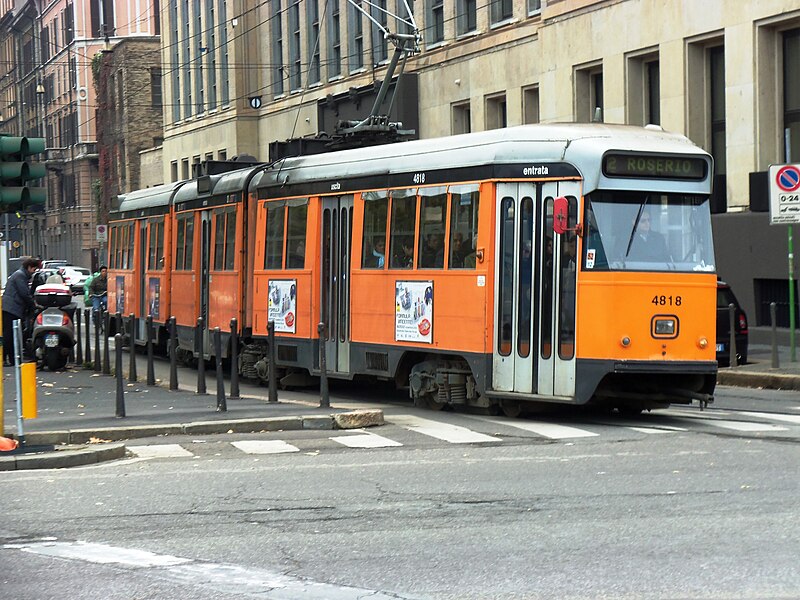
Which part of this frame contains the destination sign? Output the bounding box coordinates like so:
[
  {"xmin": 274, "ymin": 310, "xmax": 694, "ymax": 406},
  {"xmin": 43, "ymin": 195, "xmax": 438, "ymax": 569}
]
[{"xmin": 603, "ymin": 154, "xmax": 707, "ymax": 180}]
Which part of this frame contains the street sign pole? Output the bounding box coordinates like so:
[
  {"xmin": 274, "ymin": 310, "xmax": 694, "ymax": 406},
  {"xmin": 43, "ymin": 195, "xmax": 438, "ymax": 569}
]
[{"xmin": 790, "ymin": 227, "xmax": 796, "ymax": 362}]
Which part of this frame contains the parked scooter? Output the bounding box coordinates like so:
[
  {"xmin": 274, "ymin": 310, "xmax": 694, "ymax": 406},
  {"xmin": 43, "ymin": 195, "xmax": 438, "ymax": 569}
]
[{"xmin": 31, "ymin": 282, "xmax": 76, "ymax": 370}]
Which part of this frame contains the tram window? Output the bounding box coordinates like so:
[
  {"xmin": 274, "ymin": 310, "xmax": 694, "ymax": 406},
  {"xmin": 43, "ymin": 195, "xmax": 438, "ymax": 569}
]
[
  {"xmin": 224, "ymin": 207, "xmax": 237, "ymax": 270},
  {"xmin": 285, "ymin": 203, "xmax": 308, "ymax": 269},
  {"xmin": 122, "ymin": 223, "xmax": 134, "ymax": 269},
  {"xmin": 174, "ymin": 214, "xmax": 194, "ymax": 271},
  {"xmin": 213, "ymin": 211, "xmax": 226, "ymax": 270},
  {"xmin": 148, "ymin": 219, "xmax": 164, "ymax": 270},
  {"xmin": 109, "ymin": 225, "xmax": 118, "ymax": 269},
  {"xmin": 418, "ymin": 187, "xmax": 447, "ymax": 269},
  {"xmin": 362, "ymin": 191, "xmax": 388, "ymax": 269},
  {"xmin": 517, "ymin": 196, "xmax": 534, "ymax": 358},
  {"xmin": 389, "ymin": 188, "xmax": 416, "ymax": 269},
  {"xmin": 448, "ymin": 185, "xmax": 480, "ymax": 269},
  {"xmin": 558, "ymin": 197, "xmax": 578, "ymax": 360},
  {"xmin": 264, "ymin": 204, "xmax": 285, "ymax": 270},
  {"xmin": 541, "ymin": 199, "xmax": 554, "ymax": 360},
  {"xmin": 497, "ymin": 197, "xmax": 515, "ymax": 356}
]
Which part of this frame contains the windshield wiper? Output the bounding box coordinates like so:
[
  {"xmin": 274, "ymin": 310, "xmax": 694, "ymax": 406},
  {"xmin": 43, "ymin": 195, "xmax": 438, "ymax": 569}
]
[{"xmin": 623, "ymin": 196, "xmax": 650, "ymax": 259}]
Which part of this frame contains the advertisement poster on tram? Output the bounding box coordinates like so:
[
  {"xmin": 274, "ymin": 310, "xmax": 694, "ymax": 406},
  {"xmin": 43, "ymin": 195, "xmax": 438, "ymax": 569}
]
[
  {"xmin": 395, "ymin": 281, "xmax": 433, "ymax": 343},
  {"xmin": 148, "ymin": 278, "xmax": 160, "ymax": 319},
  {"xmin": 115, "ymin": 276, "xmax": 125, "ymax": 314},
  {"xmin": 268, "ymin": 279, "xmax": 297, "ymax": 333}
]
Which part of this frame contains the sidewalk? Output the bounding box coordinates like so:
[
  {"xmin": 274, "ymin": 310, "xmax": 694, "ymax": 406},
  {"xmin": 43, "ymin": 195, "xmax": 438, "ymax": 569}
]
[
  {"xmin": 717, "ymin": 343, "xmax": 800, "ymax": 391},
  {"xmin": 0, "ymin": 360, "xmax": 384, "ymax": 471}
]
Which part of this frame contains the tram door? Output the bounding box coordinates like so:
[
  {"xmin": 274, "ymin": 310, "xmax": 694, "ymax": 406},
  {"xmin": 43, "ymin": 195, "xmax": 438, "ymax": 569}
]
[
  {"xmin": 320, "ymin": 196, "xmax": 354, "ymax": 374},
  {"xmin": 137, "ymin": 221, "xmax": 148, "ymax": 340},
  {"xmin": 492, "ymin": 182, "xmax": 578, "ymax": 398},
  {"xmin": 198, "ymin": 211, "xmax": 212, "ymax": 351}
]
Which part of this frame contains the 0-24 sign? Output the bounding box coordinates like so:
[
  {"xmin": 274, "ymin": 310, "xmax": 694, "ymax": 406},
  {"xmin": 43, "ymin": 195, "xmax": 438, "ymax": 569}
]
[{"xmin": 769, "ymin": 163, "xmax": 800, "ymax": 225}]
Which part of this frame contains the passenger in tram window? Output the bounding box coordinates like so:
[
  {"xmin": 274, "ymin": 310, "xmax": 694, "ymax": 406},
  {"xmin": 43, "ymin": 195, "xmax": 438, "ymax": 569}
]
[
  {"xmin": 563, "ymin": 234, "xmax": 577, "ymax": 271},
  {"xmin": 288, "ymin": 241, "xmax": 305, "ymax": 268},
  {"xmin": 626, "ymin": 210, "xmax": 669, "ymax": 261},
  {"xmin": 463, "ymin": 234, "xmax": 478, "ymax": 268},
  {"xmin": 400, "ymin": 238, "xmax": 414, "ymax": 268},
  {"xmin": 421, "ymin": 233, "xmax": 444, "ymax": 268},
  {"xmin": 371, "ymin": 238, "xmax": 386, "ymax": 268},
  {"xmin": 450, "ymin": 231, "xmax": 465, "ymax": 267}
]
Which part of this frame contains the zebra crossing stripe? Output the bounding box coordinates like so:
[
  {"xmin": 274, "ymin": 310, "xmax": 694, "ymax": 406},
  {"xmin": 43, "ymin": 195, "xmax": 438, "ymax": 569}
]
[
  {"xmin": 739, "ymin": 411, "xmax": 800, "ymax": 425},
  {"xmin": 704, "ymin": 419, "xmax": 788, "ymax": 432},
  {"xmin": 486, "ymin": 419, "xmax": 598, "ymax": 439},
  {"xmin": 330, "ymin": 433, "xmax": 403, "ymax": 448},
  {"xmin": 389, "ymin": 415, "xmax": 500, "ymax": 443},
  {"xmin": 627, "ymin": 426, "xmax": 678, "ymax": 434},
  {"xmin": 231, "ymin": 440, "xmax": 300, "ymax": 454},
  {"xmin": 128, "ymin": 444, "xmax": 194, "ymax": 459}
]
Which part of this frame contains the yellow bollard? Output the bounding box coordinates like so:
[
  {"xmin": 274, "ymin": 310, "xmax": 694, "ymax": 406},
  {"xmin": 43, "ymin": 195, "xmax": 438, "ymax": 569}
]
[{"xmin": 21, "ymin": 362, "xmax": 37, "ymax": 420}]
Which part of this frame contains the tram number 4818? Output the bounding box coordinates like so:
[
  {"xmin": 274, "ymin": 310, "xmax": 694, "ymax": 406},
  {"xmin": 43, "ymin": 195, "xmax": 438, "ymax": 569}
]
[{"xmin": 652, "ymin": 295, "xmax": 682, "ymax": 306}]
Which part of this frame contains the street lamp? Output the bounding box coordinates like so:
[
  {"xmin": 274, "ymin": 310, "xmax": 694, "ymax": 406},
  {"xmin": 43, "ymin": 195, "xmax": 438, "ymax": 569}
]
[{"xmin": 35, "ymin": 82, "xmax": 45, "ymax": 96}]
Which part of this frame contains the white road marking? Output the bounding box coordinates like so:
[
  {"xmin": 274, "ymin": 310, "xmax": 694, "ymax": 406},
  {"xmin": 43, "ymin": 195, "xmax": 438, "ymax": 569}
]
[
  {"xmin": 128, "ymin": 444, "xmax": 193, "ymax": 459},
  {"xmin": 662, "ymin": 408, "xmax": 731, "ymax": 418},
  {"xmin": 231, "ymin": 440, "xmax": 300, "ymax": 454},
  {"xmin": 627, "ymin": 426, "xmax": 678, "ymax": 434},
  {"xmin": 330, "ymin": 432, "xmax": 403, "ymax": 448},
  {"xmin": 704, "ymin": 419, "xmax": 787, "ymax": 432},
  {"xmin": 739, "ymin": 411, "xmax": 800, "ymax": 425},
  {"xmin": 485, "ymin": 418, "xmax": 598, "ymax": 439},
  {"xmin": 389, "ymin": 415, "xmax": 500, "ymax": 443},
  {"xmin": 5, "ymin": 540, "xmax": 417, "ymax": 599}
]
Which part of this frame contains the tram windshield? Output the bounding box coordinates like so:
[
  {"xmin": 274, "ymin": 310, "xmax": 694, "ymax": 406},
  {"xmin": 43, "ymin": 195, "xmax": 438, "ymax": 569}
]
[{"xmin": 583, "ymin": 191, "xmax": 715, "ymax": 272}]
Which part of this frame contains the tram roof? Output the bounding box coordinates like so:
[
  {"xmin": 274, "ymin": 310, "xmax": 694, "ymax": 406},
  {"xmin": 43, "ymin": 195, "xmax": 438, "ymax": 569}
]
[
  {"xmin": 249, "ymin": 123, "xmax": 709, "ymax": 194},
  {"xmin": 114, "ymin": 180, "xmax": 187, "ymax": 215}
]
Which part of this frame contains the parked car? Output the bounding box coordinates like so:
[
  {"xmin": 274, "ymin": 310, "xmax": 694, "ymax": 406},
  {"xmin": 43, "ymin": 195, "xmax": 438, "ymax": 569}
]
[
  {"xmin": 42, "ymin": 260, "xmax": 69, "ymax": 270},
  {"xmin": 717, "ymin": 279, "xmax": 748, "ymax": 366},
  {"xmin": 58, "ymin": 266, "xmax": 92, "ymax": 295}
]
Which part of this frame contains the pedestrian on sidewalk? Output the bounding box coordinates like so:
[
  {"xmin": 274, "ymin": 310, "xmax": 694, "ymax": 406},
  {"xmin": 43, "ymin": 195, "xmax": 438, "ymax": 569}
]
[{"xmin": 2, "ymin": 256, "xmax": 41, "ymax": 365}]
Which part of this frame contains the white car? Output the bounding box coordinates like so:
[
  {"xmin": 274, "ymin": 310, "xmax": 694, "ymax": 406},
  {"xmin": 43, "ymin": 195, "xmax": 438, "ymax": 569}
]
[{"xmin": 58, "ymin": 266, "xmax": 92, "ymax": 295}]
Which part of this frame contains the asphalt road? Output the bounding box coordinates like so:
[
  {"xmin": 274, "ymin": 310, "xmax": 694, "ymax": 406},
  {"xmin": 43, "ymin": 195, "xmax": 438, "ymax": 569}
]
[{"xmin": 2, "ymin": 388, "xmax": 800, "ymax": 599}]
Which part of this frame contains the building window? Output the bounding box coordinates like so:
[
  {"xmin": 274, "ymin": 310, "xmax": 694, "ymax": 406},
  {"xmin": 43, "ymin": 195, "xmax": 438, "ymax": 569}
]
[
  {"xmin": 626, "ymin": 51, "xmax": 659, "ymax": 126},
  {"xmin": 218, "ymin": 0, "xmax": 229, "ymax": 104},
  {"xmin": 150, "ymin": 68, "xmax": 162, "ymax": 107},
  {"xmin": 371, "ymin": 0, "xmax": 388, "ymax": 64},
  {"xmin": 575, "ymin": 63, "xmax": 603, "ymax": 122},
  {"xmin": 709, "ymin": 46, "xmax": 726, "ymax": 175},
  {"xmin": 452, "ymin": 101, "xmax": 471, "ymax": 134},
  {"xmin": 171, "ymin": 161, "xmax": 178, "ymax": 182},
  {"xmin": 307, "ymin": 0, "xmax": 321, "ymax": 83},
  {"xmin": 427, "ymin": 0, "xmax": 444, "ymax": 45},
  {"xmin": 527, "ymin": 0, "xmax": 541, "ymax": 15},
  {"xmin": 206, "ymin": 0, "xmax": 217, "ymax": 109},
  {"xmin": 272, "ymin": 0, "xmax": 284, "ymax": 96},
  {"xmin": 169, "ymin": 0, "xmax": 181, "ymax": 122},
  {"xmin": 490, "ymin": 0, "xmax": 513, "ymax": 26},
  {"xmin": 397, "ymin": 0, "xmax": 414, "ymax": 35},
  {"xmin": 348, "ymin": 0, "xmax": 364, "ymax": 71},
  {"xmin": 194, "ymin": 0, "xmax": 204, "ymax": 113},
  {"xmin": 327, "ymin": 0, "xmax": 342, "ymax": 78},
  {"xmin": 181, "ymin": 158, "xmax": 189, "ymax": 180},
  {"xmin": 456, "ymin": 0, "xmax": 476, "ymax": 35},
  {"xmin": 784, "ymin": 29, "xmax": 800, "ymax": 162},
  {"xmin": 486, "ymin": 93, "xmax": 507, "ymax": 130},
  {"xmin": 289, "ymin": 0, "xmax": 301, "ymax": 90},
  {"xmin": 182, "ymin": 0, "xmax": 192, "ymax": 117},
  {"xmin": 523, "ymin": 85, "xmax": 539, "ymax": 124},
  {"xmin": 218, "ymin": 149, "xmax": 227, "ymax": 160}
]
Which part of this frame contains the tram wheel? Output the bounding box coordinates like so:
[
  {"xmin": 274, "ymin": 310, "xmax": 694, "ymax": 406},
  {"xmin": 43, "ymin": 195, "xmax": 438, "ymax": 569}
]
[
  {"xmin": 425, "ymin": 394, "xmax": 447, "ymax": 411},
  {"xmin": 500, "ymin": 400, "xmax": 523, "ymax": 418}
]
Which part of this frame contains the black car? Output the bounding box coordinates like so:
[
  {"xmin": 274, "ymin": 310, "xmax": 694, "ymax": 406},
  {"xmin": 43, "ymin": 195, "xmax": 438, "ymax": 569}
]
[{"xmin": 716, "ymin": 280, "xmax": 748, "ymax": 366}]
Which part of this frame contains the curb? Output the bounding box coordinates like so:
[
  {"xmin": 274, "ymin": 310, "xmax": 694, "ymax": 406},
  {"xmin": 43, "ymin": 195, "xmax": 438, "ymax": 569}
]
[
  {"xmin": 717, "ymin": 370, "xmax": 800, "ymax": 391},
  {"xmin": 0, "ymin": 410, "xmax": 384, "ymax": 471},
  {"xmin": 0, "ymin": 443, "xmax": 126, "ymax": 472}
]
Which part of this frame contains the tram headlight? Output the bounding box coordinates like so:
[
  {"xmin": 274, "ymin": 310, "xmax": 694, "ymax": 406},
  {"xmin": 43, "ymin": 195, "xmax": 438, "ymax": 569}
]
[
  {"xmin": 651, "ymin": 315, "xmax": 678, "ymax": 339},
  {"xmin": 654, "ymin": 319, "xmax": 675, "ymax": 335}
]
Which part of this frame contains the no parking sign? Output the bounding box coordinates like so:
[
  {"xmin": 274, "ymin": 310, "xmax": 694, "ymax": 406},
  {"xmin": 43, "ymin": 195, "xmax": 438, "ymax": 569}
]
[{"xmin": 769, "ymin": 164, "xmax": 800, "ymax": 224}]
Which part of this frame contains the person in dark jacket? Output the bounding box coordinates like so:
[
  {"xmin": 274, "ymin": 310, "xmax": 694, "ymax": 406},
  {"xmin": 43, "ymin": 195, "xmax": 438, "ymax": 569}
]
[
  {"xmin": 88, "ymin": 265, "xmax": 108, "ymax": 314},
  {"xmin": 2, "ymin": 257, "xmax": 41, "ymax": 365}
]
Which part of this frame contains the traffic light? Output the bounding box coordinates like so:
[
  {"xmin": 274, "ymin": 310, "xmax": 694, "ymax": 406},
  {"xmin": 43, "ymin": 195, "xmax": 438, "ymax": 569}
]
[{"xmin": 0, "ymin": 134, "xmax": 47, "ymax": 211}]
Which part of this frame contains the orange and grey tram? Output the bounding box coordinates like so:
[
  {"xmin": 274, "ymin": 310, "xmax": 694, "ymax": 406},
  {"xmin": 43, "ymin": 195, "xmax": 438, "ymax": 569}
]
[{"xmin": 109, "ymin": 123, "xmax": 717, "ymax": 415}]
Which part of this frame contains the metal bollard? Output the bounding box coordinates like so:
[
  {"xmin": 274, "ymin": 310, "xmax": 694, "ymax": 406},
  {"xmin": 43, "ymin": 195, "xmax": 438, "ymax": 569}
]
[
  {"xmin": 102, "ymin": 310, "xmax": 111, "ymax": 375},
  {"xmin": 94, "ymin": 309, "xmax": 101, "ymax": 372},
  {"xmin": 115, "ymin": 333, "xmax": 126, "ymax": 418},
  {"xmin": 318, "ymin": 322, "xmax": 329, "ymax": 408},
  {"xmin": 169, "ymin": 316, "xmax": 178, "ymax": 391},
  {"xmin": 128, "ymin": 313, "xmax": 137, "ymax": 382},
  {"xmin": 214, "ymin": 327, "xmax": 227, "ymax": 412},
  {"xmin": 229, "ymin": 318, "xmax": 240, "ymax": 399},
  {"xmin": 115, "ymin": 312, "xmax": 123, "ymax": 338},
  {"xmin": 771, "ymin": 302, "xmax": 779, "ymax": 369},
  {"xmin": 75, "ymin": 308, "xmax": 83, "ymax": 365},
  {"xmin": 268, "ymin": 320, "xmax": 278, "ymax": 403},
  {"xmin": 84, "ymin": 308, "xmax": 92, "ymax": 368},
  {"xmin": 196, "ymin": 316, "xmax": 206, "ymax": 395},
  {"xmin": 728, "ymin": 303, "xmax": 738, "ymax": 368},
  {"xmin": 146, "ymin": 314, "xmax": 156, "ymax": 386}
]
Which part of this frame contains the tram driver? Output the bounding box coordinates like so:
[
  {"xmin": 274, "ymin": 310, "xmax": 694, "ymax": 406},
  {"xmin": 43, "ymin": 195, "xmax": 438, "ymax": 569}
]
[{"xmin": 625, "ymin": 209, "xmax": 669, "ymax": 262}]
